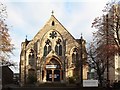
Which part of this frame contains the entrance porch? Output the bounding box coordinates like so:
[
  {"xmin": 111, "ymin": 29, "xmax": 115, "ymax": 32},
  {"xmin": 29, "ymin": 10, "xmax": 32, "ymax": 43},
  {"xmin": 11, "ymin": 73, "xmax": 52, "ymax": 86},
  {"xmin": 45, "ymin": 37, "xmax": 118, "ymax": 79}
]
[{"xmin": 42, "ymin": 57, "xmax": 63, "ymax": 82}]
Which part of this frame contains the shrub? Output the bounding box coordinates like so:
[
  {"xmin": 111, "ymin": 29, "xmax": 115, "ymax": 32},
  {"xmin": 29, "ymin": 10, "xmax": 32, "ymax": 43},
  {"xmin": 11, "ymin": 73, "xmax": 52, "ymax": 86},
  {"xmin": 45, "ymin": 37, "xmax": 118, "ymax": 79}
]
[
  {"xmin": 112, "ymin": 81, "xmax": 120, "ymax": 89},
  {"xmin": 27, "ymin": 75, "xmax": 37, "ymax": 84},
  {"xmin": 68, "ymin": 77, "xmax": 75, "ymax": 84}
]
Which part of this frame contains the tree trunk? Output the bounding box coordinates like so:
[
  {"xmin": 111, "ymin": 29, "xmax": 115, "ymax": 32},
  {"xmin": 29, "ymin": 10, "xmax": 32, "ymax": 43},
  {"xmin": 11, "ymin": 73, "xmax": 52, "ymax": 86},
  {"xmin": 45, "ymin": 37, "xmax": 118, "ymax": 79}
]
[{"xmin": 98, "ymin": 74, "xmax": 103, "ymax": 87}]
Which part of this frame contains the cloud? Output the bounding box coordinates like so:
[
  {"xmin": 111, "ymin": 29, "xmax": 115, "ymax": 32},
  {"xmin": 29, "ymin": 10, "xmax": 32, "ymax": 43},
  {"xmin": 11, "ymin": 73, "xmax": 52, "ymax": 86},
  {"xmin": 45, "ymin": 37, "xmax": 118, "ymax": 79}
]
[
  {"xmin": 7, "ymin": 7, "xmax": 26, "ymax": 26},
  {"xmin": 56, "ymin": 1, "xmax": 108, "ymax": 42},
  {"xmin": 2, "ymin": 0, "xmax": 109, "ymax": 3}
]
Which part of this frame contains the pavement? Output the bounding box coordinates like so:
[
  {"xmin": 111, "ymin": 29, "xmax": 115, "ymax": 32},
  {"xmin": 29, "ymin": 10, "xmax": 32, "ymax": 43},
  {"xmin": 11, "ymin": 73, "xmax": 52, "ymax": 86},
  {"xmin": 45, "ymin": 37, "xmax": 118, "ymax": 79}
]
[
  {"xmin": 1, "ymin": 84, "xmax": 116, "ymax": 90},
  {"xmin": 2, "ymin": 86, "xmax": 79, "ymax": 90}
]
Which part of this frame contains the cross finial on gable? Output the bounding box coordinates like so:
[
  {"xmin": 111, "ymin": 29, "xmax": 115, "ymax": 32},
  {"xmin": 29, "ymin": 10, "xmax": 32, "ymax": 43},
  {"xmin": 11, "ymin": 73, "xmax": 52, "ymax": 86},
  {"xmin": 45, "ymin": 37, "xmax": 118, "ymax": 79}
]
[
  {"xmin": 80, "ymin": 33, "xmax": 83, "ymax": 40},
  {"xmin": 25, "ymin": 35, "xmax": 28, "ymax": 42},
  {"xmin": 26, "ymin": 35, "xmax": 27, "ymax": 39},
  {"xmin": 51, "ymin": 10, "xmax": 54, "ymax": 15}
]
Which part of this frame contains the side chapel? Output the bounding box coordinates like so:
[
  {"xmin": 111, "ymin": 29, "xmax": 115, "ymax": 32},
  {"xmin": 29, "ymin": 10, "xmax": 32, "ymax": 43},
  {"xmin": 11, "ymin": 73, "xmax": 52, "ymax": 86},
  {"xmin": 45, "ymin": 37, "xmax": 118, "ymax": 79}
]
[{"xmin": 20, "ymin": 13, "xmax": 88, "ymax": 85}]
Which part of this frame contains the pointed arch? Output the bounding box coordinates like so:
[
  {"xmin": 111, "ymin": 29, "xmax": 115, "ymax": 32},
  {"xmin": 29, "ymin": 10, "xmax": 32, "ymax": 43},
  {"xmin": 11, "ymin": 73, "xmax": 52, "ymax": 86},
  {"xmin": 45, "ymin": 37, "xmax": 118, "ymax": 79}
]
[
  {"xmin": 71, "ymin": 47, "xmax": 79, "ymax": 64},
  {"xmin": 41, "ymin": 30, "xmax": 64, "ymax": 57},
  {"xmin": 29, "ymin": 49, "xmax": 35, "ymax": 66},
  {"xmin": 44, "ymin": 56, "xmax": 62, "ymax": 68},
  {"xmin": 43, "ymin": 39, "xmax": 52, "ymax": 56},
  {"xmin": 55, "ymin": 38, "xmax": 62, "ymax": 56}
]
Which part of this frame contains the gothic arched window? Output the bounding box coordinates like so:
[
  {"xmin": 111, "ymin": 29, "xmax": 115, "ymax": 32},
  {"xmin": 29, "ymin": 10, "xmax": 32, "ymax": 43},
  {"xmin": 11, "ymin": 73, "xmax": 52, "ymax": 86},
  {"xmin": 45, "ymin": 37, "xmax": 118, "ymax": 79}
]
[
  {"xmin": 72, "ymin": 48, "xmax": 79, "ymax": 63},
  {"xmin": 44, "ymin": 45, "xmax": 47, "ymax": 56},
  {"xmin": 59, "ymin": 44, "xmax": 62, "ymax": 56},
  {"xmin": 29, "ymin": 49, "xmax": 34, "ymax": 66},
  {"xmin": 76, "ymin": 53, "xmax": 79, "ymax": 60},
  {"xmin": 43, "ymin": 39, "xmax": 51, "ymax": 56},
  {"xmin": 32, "ymin": 54, "xmax": 34, "ymax": 58},
  {"xmin": 55, "ymin": 45, "xmax": 59, "ymax": 55},
  {"xmin": 48, "ymin": 45, "xmax": 51, "ymax": 53},
  {"xmin": 28, "ymin": 68, "xmax": 35, "ymax": 77},
  {"xmin": 55, "ymin": 39, "xmax": 62, "ymax": 56},
  {"xmin": 72, "ymin": 53, "xmax": 75, "ymax": 63}
]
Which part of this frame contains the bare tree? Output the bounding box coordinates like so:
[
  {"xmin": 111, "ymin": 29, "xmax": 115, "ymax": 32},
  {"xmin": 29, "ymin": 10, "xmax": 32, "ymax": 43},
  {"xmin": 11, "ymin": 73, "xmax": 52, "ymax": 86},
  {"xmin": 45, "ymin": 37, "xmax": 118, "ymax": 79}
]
[
  {"xmin": 104, "ymin": 2, "xmax": 120, "ymax": 52},
  {"xmin": 87, "ymin": 41, "xmax": 115, "ymax": 87},
  {"xmin": 92, "ymin": 1, "xmax": 120, "ymax": 53},
  {"xmin": 88, "ymin": 1, "xmax": 120, "ymax": 87},
  {"xmin": 0, "ymin": 3, "xmax": 14, "ymax": 67}
]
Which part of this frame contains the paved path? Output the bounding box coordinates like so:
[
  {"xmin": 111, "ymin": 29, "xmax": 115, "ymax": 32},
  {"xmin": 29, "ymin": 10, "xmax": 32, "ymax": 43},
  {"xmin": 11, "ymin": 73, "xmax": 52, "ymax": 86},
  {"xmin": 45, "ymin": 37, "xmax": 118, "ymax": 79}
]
[
  {"xmin": 2, "ymin": 87, "xmax": 114, "ymax": 90},
  {"xmin": 2, "ymin": 87, "xmax": 80, "ymax": 90},
  {"xmin": 2, "ymin": 84, "xmax": 115, "ymax": 90}
]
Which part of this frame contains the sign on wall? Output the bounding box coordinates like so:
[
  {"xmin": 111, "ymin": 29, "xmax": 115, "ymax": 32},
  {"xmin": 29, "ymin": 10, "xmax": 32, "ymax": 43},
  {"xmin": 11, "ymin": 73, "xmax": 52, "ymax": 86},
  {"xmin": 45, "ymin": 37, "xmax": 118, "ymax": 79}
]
[
  {"xmin": 46, "ymin": 65, "xmax": 57, "ymax": 69},
  {"xmin": 83, "ymin": 80, "xmax": 98, "ymax": 87}
]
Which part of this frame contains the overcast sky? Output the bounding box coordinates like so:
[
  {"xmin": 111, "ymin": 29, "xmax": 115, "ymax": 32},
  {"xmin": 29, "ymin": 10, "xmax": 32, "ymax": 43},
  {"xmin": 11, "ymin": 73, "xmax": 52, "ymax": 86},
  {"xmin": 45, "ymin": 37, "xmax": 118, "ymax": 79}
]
[{"xmin": 1, "ymin": 0, "xmax": 114, "ymax": 73}]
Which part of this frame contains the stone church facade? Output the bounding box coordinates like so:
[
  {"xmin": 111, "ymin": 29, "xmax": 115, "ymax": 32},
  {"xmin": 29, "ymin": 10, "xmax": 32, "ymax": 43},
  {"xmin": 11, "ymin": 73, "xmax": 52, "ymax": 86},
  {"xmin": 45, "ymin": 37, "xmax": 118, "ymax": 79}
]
[{"xmin": 20, "ymin": 14, "xmax": 88, "ymax": 85}]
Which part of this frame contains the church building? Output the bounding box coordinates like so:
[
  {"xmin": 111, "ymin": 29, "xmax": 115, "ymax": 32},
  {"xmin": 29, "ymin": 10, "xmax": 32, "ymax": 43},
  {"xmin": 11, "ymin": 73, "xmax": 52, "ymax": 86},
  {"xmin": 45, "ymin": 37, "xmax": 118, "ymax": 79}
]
[{"xmin": 20, "ymin": 13, "xmax": 88, "ymax": 85}]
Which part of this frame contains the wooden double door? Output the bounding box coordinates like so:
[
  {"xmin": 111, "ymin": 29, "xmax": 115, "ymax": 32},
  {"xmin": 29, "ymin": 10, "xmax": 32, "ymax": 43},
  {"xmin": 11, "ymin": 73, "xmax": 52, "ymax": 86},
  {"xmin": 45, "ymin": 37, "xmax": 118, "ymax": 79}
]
[{"xmin": 46, "ymin": 69, "xmax": 60, "ymax": 82}]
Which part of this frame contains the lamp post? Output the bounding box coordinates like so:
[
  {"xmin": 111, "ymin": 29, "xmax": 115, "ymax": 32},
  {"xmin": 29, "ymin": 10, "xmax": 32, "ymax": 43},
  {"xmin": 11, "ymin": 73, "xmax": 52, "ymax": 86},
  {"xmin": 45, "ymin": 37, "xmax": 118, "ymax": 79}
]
[
  {"xmin": 80, "ymin": 34, "xmax": 83, "ymax": 87},
  {"xmin": 106, "ymin": 14, "xmax": 109, "ymax": 87}
]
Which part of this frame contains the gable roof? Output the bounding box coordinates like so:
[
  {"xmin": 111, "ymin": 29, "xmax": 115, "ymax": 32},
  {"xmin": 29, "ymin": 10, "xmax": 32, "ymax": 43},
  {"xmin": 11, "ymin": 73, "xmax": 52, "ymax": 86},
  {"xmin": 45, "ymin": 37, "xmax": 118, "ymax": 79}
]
[{"xmin": 26, "ymin": 15, "xmax": 80, "ymax": 48}]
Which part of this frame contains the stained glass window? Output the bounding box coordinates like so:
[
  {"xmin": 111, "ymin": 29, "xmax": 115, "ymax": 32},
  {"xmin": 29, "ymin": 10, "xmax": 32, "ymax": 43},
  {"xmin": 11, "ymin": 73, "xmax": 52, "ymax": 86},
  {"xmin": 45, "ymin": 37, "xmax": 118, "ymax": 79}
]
[
  {"xmin": 55, "ymin": 39, "xmax": 62, "ymax": 56},
  {"xmin": 48, "ymin": 45, "xmax": 51, "ymax": 53},
  {"xmin": 44, "ymin": 45, "xmax": 47, "ymax": 56},
  {"xmin": 44, "ymin": 39, "xmax": 51, "ymax": 56},
  {"xmin": 72, "ymin": 48, "xmax": 78, "ymax": 63},
  {"xmin": 29, "ymin": 49, "xmax": 34, "ymax": 66},
  {"xmin": 72, "ymin": 53, "xmax": 75, "ymax": 63},
  {"xmin": 59, "ymin": 45, "xmax": 62, "ymax": 56},
  {"xmin": 49, "ymin": 31, "xmax": 57, "ymax": 39}
]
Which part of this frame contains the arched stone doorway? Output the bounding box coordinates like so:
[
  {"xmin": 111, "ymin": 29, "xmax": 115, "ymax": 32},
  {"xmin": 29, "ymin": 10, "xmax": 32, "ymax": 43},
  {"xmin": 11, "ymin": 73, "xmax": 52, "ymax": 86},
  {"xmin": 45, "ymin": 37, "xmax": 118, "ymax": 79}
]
[{"xmin": 43, "ymin": 57, "xmax": 63, "ymax": 82}]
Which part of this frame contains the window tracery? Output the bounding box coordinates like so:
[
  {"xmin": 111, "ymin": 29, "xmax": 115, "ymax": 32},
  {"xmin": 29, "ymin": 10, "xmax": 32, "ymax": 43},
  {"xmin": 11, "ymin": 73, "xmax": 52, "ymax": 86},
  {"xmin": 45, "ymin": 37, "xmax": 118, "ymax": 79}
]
[
  {"xmin": 44, "ymin": 39, "xmax": 51, "ymax": 56},
  {"xmin": 72, "ymin": 48, "xmax": 78, "ymax": 63},
  {"xmin": 55, "ymin": 38, "xmax": 62, "ymax": 56},
  {"xmin": 29, "ymin": 49, "xmax": 34, "ymax": 66},
  {"xmin": 49, "ymin": 31, "xmax": 57, "ymax": 39}
]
